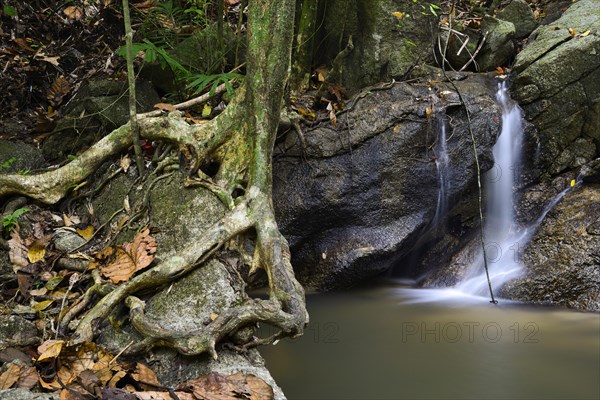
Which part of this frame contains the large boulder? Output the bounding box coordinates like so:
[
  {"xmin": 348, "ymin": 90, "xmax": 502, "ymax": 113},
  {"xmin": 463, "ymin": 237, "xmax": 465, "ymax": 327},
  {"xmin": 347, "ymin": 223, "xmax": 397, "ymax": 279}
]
[
  {"xmin": 496, "ymin": 0, "xmax": 538, "ymax": 39},
  {"xmin": 512, "ymin": 0, "xmax": 600, "ymax": 176},
  {"xmin": 502, "ymin": 184, "xmax": 600, "ymax": 311},
  {"xmin": 41, "ymin": 80, "xmax": 160, "ymax": 162},
  {"xmin": 273, "ymin": 72, "xmax": 501, "ymax": 290},
  {"xmin": 476, "ymin": 16, "xmax": 516, "ymax": 71},
  {"xmin": 318, "ymin": 0, "xmax": 438, "ymax": 94}
]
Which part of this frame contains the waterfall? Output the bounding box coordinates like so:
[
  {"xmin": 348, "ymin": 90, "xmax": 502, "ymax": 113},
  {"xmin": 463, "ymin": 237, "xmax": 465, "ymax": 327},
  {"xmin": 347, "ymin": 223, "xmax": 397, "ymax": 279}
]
[
  {"xmin": 457, "ymin": 82, "xmax": 525, "ymax": 295},
  {"xmin": 433, "ymin": 119, "xmax": 450, "ymax": 229}
]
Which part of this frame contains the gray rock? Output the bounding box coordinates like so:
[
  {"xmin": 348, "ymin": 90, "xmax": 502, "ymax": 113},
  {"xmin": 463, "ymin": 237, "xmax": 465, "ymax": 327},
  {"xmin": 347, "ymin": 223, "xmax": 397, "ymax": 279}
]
[
  {"xmin": 52, "ymin": 228, "xmax": 87, "ymax": 253},
  {"xmin": 0, "ymin": 140, "xmax": 46, "ymax": 173},
  {"xmin": 273, "ymin": 72, "xmax": 500, "ymax": 290},
  {"xmin": 512, "ymin": 0, "xmax": 600, "ymax": 175},
  {"xmin": 318, "ymin": 0, "xmax": 436, "ymax": 94},
  {"xmin": 0, "ymin": 389, "xmax": 58, "ymax": 400},
  {"xmin": 497, "ymin": 0, "xmax": 538, "ymax": 39},
  {"xmin": 476, "ymin": 16, "xmax": 516, "ymax": 71},
  {"xmin": 0, "ymin": 315, "xmax": 40, "ymax": 348},
  {"xmin": 502, "ymin": 185, "xmax": 600, "ymax": 311},
  {"xmin": 41, "ymin": 80, "xmax": 160, "ymax": 162}
]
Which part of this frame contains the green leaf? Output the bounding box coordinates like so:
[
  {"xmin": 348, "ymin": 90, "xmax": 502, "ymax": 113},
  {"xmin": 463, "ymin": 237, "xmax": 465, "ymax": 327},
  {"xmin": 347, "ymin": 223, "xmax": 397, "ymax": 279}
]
[{"xmin": 3, "ymin": 5, "xmax": 17, "ymax": 17}]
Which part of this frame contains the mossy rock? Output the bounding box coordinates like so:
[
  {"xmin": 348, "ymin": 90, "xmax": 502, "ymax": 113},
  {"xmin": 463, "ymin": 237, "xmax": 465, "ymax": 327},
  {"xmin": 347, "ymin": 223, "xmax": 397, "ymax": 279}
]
[{"xmin": 0, "ymin": 140, "xmax": 46, "ymax": 173}]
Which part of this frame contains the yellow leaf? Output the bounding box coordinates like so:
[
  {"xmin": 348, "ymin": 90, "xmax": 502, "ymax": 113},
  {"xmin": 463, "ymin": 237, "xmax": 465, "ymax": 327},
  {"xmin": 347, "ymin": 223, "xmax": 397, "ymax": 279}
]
[
  {"xmin": 32, "ymin": 300, "xmax": 54, "ymax": 311},
  {"xmin": 579, "ymin": 30, "xmax": 591, "ymax": 37},
  {"xmin": 27, "ymin": 243, "xmax": 46, "ymax": 263},
  {"xmin": 202, "ymin": 104, "xmax": 212, "ymax": 118},
  {"xmin": 392, "ymin": 11, "xmax": 406, "ymax": 19},
  {"xmin": 210, "ymin": 313, "xmax": 218, "ymax": 321},
  {"xmin": 570, "ymin": 179, "xmax": 576, "ymax": 187},
  {"xmin": 425, "ymin": 107, "xmax": 433, "ymax": 119},
  {"xmin": 76, "ymin": 225, "xmax": 94, "ymax": 241},
  {"xmin": 37, "ymin": 340, "xmax": 64, "ymax": 362},
  {"xmin": 568, "ymin": 28, "xmax": 577, "ymax": 37}
]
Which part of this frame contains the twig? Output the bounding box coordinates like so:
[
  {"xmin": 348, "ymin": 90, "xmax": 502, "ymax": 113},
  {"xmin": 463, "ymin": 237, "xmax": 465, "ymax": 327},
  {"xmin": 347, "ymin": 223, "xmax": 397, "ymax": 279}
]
[{"xmin": 140, "ymin": 83, "xmax": 229, "ymax": 117}]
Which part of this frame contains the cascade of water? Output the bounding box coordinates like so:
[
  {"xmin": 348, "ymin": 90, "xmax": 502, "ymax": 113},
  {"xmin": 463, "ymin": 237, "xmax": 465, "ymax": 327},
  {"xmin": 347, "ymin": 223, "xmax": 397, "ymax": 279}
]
[
  {"xmin": 433, "ymin": 119, "xmax": 450, "ymax": 228},
  {"xmin": 457, "ymin": 82, "xmax": 525, "ymax": 295}
]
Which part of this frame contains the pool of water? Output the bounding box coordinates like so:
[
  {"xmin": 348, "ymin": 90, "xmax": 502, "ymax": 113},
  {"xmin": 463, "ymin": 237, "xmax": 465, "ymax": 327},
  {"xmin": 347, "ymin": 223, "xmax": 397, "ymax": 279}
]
[{"xmin": 259, "ymin": 283, "xmax": 600, "ymax": 399}]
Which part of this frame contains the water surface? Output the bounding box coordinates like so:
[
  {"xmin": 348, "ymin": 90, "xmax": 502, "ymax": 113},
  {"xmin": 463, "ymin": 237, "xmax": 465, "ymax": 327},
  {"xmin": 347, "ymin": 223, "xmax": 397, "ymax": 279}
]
[{"xmin": 260, "ymin": 284, "xmax": 600, "ymax": 399}]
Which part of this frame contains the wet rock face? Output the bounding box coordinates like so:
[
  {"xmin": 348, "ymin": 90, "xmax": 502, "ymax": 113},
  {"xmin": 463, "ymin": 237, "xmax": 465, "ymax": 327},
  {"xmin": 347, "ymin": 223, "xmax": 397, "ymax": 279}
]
[
  {"xmin": 273, "ymin": 73, "xmax": 501, "ymax": 290},
  {"xmin": 502, "ymin": 185, "xmax": 600, "ymax": 311},
  {"xmin": 512, "ymin": 0, "xmax": 600, "ymax": 177}
]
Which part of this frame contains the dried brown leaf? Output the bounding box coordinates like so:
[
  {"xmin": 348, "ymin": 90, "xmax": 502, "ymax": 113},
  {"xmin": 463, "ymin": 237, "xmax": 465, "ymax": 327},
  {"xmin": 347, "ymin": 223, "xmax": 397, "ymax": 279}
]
[
  {"xmin": 178, "ymin": 372, "xmax": 273, "ymax": 400},
  {"xmin": 13, "ymin": 38, "xmax": 34, "ymax": 51},
  {"xmin": 64, "ymin": 6, "xmax": 83, "ymax": 20},
  {"xmin": 100, "ymin": 228, "xmax": 156, "ymax": 283},
  {"xmin": 48, "ymin": 76, "xmax": 69, "ymax": 106},
  {"xmin": 153, "ymin": 102, "xmax": 177, "ymax": 111},
  {"xmin": 131, "ymin": 363, "xmax": 160, "ymax": 388},
  {"xmin": 17, "ymin": 366, "xmax": 39, "ymax": 389},
  {"xmin": 8, "ymin": 230, "xmax": 28, "ymax": 271},
  {"xmin": 0, "ymin": 363, "xmax": 21, "ymax": 389}
]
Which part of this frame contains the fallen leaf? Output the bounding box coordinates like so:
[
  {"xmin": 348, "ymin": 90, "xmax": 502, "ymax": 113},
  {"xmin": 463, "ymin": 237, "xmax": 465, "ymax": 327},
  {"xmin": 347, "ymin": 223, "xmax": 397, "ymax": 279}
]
[
  {"xmin": 153, "ymin": 103, "xmax": 177, "ymax": 111},
  {"xmin": 120, "ymin": 155, "xmax": 132, "ymax": 172},
  {"xmin": 177, "ymin": 372, "xmax": 273, "ymax": 400},
  {"xmin": 47, "ymin": 76, "xmax": 69, "ymax": 106},
  {"xmin": 32, "ymin": 300, "xmax": 54, "ymax": 311},
  {"xmin": 392, "ymin": 11, "xmax": 406, "ymax": 19},
  {"xmin": 64, "ymin": 5, "xmax": 83, "ymax": 20},
  {"xmin": 8, "ymin": 230, "xmax": 29, "ymax": 271},
  {"xmin": 0, "ymin": 363, "xmax": 21, "ymax": 389},
  {"xmin": 131, "ymin": 363, "xmax": 160, "ymax": 389},
  {"xmin": 579, "ymin": 30, "xmax": 591, "ymax": 37},
  {"xmin": 76, "ymin": 225, "xmax": 94, "ymax": 241},
  {"xmin": 315, "ymin": 65, "xmax": 327, "ymax": 82},
  {"xmin": 135, "ymin": 392, "xmax": 194, "ymax": 400},
  {"xmin": 13, "ymin": 38, "xmax": 34, "ymax": 51},
  {"xmin": 570, "ymin": 179, "xmax": 576, "ymax": 187},
  {"xmin": 27, "ymin": 242, "xmax": 46, "ymax": 263},
  {"xmin": 36, "ymin": 54, "xmax": 61, "ymax": 67},
  {"xmin": 100, "ymin": 228, "xmax": 156, "ymax": 283},
  {"xmin": 37, "ymin": 340, "xmax": 64, "ymax": 362},
  {"xmin": 17, "ymin": 366, "xmax": 39, "ymax": 389},
  {"xmin": 568, "ymin": 28, "xmax": 577, "ymax": 37}
]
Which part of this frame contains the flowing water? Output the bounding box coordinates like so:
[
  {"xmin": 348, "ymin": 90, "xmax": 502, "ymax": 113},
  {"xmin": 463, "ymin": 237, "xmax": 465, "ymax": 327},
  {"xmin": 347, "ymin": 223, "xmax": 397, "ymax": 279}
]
[
  {"xmin": 260, "ymin": 285, "xmax": 600, "ymax": 399},
  {"xmin": 457, "ymin": 82, "xmax": 525, "ymax": 296},
  {"xmin": 433, "ymin": 119, "xmax": 450, "ymax": 230}
]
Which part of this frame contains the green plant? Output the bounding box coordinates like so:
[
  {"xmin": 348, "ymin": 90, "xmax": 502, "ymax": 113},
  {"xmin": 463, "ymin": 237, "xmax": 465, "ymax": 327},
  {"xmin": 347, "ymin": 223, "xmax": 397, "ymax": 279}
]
[
  {"xmin": 117, "ymin": 39, "xmax": 189, "ymax": 75},
  {"xmin": 0, "ymin": 158, "xmax": 15, "ymax": 171},
  {"xmin": 1, "ymin": 207, "xmax": 29, "ymax": 238},
  {"xmin": 185, "ymin": 71, "xmax": 242, "ymax": 95}
]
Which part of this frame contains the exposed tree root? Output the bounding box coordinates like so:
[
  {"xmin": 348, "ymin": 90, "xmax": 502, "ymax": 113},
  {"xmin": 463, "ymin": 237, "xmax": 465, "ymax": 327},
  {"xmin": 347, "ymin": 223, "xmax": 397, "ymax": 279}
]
[{"xmin": 0, "ymin": 0, "xmax": 308, "ymax": 360}]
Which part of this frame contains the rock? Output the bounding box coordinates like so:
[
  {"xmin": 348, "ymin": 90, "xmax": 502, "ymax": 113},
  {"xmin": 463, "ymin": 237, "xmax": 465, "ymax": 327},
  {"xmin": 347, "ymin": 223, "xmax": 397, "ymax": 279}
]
[
  {"xmin": 52, "ymin": 228, "xmax": 87, "ymax": 253},
  {"xmin": 0, "ymin": 389, "xmax": 58, "ymax": 399},
  {"xmin": 436, "ymin": 28, "xmax": 481, "ymax": 71},
  {"xmin": 512, "ymin": 0, "xmax": 600, "ymax": 176},
  {"xmin": 0, "ymin": 315, "xmax": 40, "ymax": 348},
  {"xmin": 0, "ymin": 140, "xmax": 46, "ymax": 173},
  {"xmin": 497, "ymin": 0, "xmax": 538, "ymax": 39},
  {"xmin": 273, "ymin": 72, "xmax": 501, "ymax": 290},
  {"xmin": 90, "ymin": 171, "xmax": 284, "ymax": 398},
  {"xmin": 476, "ymin": 16, "xmax": 516, "ymax": 71},
  {"xmin": 501, "ymin": 185, "xmax": 600, "ymax": 311},
  {"xmin": 318, "ymin": 0, "xmax": 436, "ymax": 94},
  {"xmin": 580, "ymin": 158, "xmax": 600, "ymax": 184},
  {"xmin": 41, "ymin": 80, "xmax": 160, "ymax": 162}
]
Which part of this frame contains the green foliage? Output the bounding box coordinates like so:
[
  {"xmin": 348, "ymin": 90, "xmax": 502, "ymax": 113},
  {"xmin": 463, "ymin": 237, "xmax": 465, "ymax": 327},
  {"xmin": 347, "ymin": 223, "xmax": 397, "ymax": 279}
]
[
  {"xmin": 3, "ymin": 5, "xmax": 17, "ymax": 17},
  {"xmin": 186, "ymin": 72, "xmax": 242, "ymax": 95},
  {"xmin": 1, "ymin": 207, "xmax": 29, "ymax": 238},
  {"xmin": 0, "ymin": 158, "xmax": 16, "ymax": 171},
  {"xmin": 117, "ymin": 39, "xmax": 189, "ymax": 74}
]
